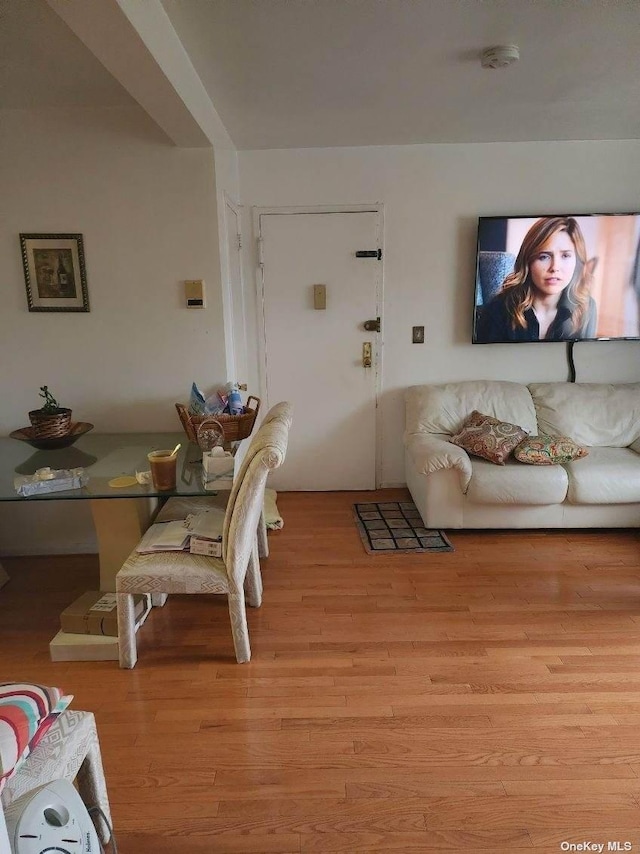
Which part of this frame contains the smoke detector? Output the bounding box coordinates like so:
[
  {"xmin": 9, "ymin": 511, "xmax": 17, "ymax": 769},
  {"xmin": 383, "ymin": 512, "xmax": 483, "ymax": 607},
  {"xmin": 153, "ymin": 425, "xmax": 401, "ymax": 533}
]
[{"xmin": 481, "ymin": 45, "xmax": 520, "ymax": 69}]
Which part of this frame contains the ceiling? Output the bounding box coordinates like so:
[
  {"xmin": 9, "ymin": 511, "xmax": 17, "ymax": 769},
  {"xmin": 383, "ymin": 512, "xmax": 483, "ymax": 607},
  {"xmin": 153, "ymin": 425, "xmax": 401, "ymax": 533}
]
[
  {"xmin": 2, "ymin": 0, "xmax": 639, "ymax": 149},
  {"xmin": 0, "ymin": 0, "xmax": 134, "ymax": 109}
]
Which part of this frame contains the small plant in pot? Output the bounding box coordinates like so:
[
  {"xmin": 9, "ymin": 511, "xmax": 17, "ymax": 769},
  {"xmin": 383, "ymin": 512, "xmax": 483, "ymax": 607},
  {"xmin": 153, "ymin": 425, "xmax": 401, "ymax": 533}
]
[{"xmin": 28, "ymin": 386, "xmax": 72, "ymax": 439}]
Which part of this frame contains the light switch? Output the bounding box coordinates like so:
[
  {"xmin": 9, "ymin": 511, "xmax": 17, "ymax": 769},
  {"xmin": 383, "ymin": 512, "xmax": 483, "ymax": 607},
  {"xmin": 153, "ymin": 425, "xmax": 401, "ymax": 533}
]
[
  {"xmin": 185, "ymin": 279, "xmax": 205, "ymax": 308},
  {"xmin": 313, "ymin": 284, "xmax": 327, "ymax": 310},
  {"xmin": 412, "ymin": 326, "xmax": 425, "ymax": 343}
]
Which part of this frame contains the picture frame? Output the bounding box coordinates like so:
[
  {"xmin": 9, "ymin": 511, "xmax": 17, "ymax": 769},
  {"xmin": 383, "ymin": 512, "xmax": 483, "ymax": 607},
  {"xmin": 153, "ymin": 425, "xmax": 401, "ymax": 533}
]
[{"xmin": 20, "ymin": 233, "xmax": 90, "ymax": 313}]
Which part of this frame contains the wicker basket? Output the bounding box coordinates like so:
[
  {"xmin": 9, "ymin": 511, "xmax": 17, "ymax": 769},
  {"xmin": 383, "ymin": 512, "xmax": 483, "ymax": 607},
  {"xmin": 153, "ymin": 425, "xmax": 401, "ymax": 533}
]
[
  {"xmin": 175, "ymin": 396, "xmax": 260, "ymax": 445},
  {"xmin": 28, "ymin": 408, "xmax": 73, "ymax": 439}
]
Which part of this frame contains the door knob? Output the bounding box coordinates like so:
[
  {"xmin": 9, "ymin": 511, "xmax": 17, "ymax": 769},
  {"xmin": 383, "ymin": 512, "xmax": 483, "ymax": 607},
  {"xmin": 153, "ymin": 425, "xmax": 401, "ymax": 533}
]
[{"xmin": 362, "ymin": 342, "xmax": 372, "ymax": 368}]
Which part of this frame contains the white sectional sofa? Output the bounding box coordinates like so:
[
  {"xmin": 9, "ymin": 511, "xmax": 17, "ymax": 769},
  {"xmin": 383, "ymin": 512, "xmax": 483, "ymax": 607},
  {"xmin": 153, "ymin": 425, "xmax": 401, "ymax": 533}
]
[{"xmin": 404, "ymin": 380, "xmax": 640, "ymax": 529}]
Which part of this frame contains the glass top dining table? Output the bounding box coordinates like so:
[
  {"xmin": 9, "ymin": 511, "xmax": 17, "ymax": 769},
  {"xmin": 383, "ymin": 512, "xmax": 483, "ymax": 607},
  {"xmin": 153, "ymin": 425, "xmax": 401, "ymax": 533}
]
[
  {"xmin": 0, "ymin": 431, "xmax": 214, "ymax": 592},
  {"xmin": 0, "ymin": 431, "xmax": 207, "ymax": 501}
]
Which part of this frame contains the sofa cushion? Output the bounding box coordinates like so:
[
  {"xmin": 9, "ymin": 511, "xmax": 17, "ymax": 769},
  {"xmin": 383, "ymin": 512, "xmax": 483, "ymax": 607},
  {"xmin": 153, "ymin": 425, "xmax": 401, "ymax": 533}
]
[
  {"xmin": 514, "ymin": 434, "xmax": 589, "ymax": 465},
  {"xmin": 405, "ymin": 381, "xmax": 538, "ymax": 438},
  {"xmin": 529, "ymin": 382, "xmax": 640, "ymax": 447},
  {"xmin": 451, "ymin": 410, "xmax": 528, "ymax": 465},
  {"xmin": 565, "ymin": 447, "xmax": 640, "ymax": 504},
  {"xmin": 466, "ymin": 457, "xmax": 569, "ymax": 505}
]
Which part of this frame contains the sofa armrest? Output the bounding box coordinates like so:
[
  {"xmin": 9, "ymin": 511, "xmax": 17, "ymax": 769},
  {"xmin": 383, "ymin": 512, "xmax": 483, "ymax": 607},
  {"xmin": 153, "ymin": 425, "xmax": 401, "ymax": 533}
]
[{"xmin": 405, "ymin": 433, "xmax": 473, "ymax": 491}]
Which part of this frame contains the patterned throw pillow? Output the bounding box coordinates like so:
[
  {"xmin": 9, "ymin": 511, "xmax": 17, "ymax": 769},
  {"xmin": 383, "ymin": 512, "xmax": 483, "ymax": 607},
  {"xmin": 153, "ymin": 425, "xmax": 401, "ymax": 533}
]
[
  {"xmin": 514, "ymin": 434, "xmax": 589, "ymax": 465},
  {"xmin": 0, "ymin": 682, "xmax": 73, "ymax": 792},
  {"xmin": 451, "ymin": 410, "xmax": 528, "ymax": 465}
]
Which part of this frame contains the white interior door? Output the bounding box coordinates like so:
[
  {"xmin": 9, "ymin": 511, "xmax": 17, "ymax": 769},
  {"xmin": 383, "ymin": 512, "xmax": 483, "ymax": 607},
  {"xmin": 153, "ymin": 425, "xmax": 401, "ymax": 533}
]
[{"xmin": 258, "ymin": 209, "xmax": 381, "ymax": 490}]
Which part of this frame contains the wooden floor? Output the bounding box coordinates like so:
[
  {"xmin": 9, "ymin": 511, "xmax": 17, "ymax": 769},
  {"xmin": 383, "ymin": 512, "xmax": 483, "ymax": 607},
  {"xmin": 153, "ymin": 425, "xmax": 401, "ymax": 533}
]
[{"xmin": 3, "ymin": 489, "xmax": 640, "ymax": 853}]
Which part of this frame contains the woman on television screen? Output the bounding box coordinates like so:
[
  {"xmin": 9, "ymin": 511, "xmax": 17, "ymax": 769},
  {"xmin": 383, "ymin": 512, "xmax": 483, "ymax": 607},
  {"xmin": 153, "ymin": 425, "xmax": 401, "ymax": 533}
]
[{"xmin": 476, "ymin": 216, "xmax": 597, "ymax": 342}]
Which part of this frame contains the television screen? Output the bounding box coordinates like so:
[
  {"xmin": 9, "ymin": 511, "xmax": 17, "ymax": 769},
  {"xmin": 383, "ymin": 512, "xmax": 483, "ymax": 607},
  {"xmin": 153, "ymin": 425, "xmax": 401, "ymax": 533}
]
[{"xmin": 473, "ymin": 213, "xmax": 640, "ymax": 344}]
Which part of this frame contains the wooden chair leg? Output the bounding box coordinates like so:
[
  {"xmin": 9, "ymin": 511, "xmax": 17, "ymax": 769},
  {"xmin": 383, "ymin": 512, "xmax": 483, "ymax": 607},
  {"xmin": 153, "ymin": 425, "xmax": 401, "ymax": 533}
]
[
  {"xmin": 117, "ymin": 592, "xmax": 138, "ymax": 669},
  {"xmin": 228, "ymin": 591, "xmax": 251, "ymax": 663},
  {"xmin": 244, "ymin": 541, "xmax": 263, "ymax": 608},
  {"xmin": 257, "ymin": 509, "xmax": 269, "ymax": 558}
]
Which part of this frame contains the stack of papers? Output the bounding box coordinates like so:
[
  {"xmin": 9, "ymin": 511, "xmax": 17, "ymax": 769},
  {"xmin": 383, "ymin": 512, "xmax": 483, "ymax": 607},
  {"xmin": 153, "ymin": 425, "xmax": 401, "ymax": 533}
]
[
  {"xmin": 135, "ymin": 521, "xmax": 190, "ymax": 553},
  {"xmin": 186, "ymin": 508, "xmax": 225, "ymax": 557},
  {"xmin": 135, "ymin": 508, "xmax": 226, "ymax": 557},
  {"xmin": 185, "ymin": 507, "xmax": 225, "ymax": 537}
]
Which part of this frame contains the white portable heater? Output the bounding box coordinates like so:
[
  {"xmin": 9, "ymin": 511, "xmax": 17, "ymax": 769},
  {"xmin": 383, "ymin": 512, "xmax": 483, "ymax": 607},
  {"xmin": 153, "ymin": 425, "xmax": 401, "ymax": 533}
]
[{"xmin": 4, "ymin": 779, "xmax": 100, "ymax": 853}]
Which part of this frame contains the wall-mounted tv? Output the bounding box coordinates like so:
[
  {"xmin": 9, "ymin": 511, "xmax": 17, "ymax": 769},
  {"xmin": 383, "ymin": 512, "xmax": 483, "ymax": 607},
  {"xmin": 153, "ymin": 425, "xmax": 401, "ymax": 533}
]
[{"xmin": 473, "ymin": 213, "xmax": 640, "ymax": 344}]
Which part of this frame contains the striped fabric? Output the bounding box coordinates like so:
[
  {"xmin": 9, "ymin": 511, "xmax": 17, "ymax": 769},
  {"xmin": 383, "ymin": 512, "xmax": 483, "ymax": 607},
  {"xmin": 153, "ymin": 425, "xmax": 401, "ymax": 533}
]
[{"xmin": 0, "ymin": 682, "xmax": 73, "ymax": 792}]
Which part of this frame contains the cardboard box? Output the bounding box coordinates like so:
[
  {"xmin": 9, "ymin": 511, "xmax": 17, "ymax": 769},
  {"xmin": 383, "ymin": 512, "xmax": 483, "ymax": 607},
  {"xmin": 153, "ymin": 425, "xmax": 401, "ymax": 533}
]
[
  {"xmin": 189, "ymin": 536, "xmax": 222, "ymax": 557},
  {"xmin": 49, "ymin": 631, "xmax": 120, "ymax": 662},
  {"xmin": 60, "ymin": 591, "xmax": 147, "ymax": 637}
]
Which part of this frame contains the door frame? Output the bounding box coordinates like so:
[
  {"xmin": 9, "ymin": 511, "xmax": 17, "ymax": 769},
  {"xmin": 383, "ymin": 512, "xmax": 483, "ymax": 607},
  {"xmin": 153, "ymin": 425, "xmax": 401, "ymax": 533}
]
[
  {"xmin": 220, "ymin": 192, "xmax": 247, "ymax": 382},
  {"xmin": 252, "ymin": 203, "xmax": 385, "ymax": 488}
]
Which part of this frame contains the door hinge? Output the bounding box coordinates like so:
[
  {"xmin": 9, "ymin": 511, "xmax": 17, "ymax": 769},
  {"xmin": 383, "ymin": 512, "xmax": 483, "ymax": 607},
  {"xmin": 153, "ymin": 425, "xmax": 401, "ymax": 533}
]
[
  {"xmin": 257, "ymin": 237, "xmax": 264, "ymax": 267},
  {"xmin": 237, "ymin": 233, "xmax": 242, "ymax": 250},
  {"xmin": 356, "ymin": 248, "xmax": 382, "ymax": 260}
]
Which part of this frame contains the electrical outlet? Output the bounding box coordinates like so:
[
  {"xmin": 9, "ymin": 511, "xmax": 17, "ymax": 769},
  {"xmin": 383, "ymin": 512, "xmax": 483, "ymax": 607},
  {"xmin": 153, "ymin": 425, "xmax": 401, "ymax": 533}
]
[{"xmin": 412, "ymin": 326, "xmax": 425, "ymax": 344}]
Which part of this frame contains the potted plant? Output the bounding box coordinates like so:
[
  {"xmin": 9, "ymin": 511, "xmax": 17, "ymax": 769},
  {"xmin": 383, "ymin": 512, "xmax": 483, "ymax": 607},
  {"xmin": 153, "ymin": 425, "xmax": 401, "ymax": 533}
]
[{"xmin": 28, "ymin": 386, "xmax": 72, "ymax": 439}]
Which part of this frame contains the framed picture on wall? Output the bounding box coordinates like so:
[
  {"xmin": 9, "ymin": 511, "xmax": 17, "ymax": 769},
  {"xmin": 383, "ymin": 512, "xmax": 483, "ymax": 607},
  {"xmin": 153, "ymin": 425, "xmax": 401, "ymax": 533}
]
[{"xmin": 20, "ymin": 233, "xmax": 90, "ymax": 312}]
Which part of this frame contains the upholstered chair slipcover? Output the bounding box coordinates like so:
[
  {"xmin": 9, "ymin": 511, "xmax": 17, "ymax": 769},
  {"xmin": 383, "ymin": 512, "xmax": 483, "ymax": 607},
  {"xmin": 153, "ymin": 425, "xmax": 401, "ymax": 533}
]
[
  {"xmin": 1, "ymin": 710, "xmax": 112, "ymax": 846},
  {"xmin": 116, "ymin": 414, "xmax": 291, "ymax": 666},
  {"xmin": 155, "ymin": 401, "xmax": 293, "ymax": 558},
  {"xmin": 222, "ymin": 401, "xmax": 292, "ymax": 558}
]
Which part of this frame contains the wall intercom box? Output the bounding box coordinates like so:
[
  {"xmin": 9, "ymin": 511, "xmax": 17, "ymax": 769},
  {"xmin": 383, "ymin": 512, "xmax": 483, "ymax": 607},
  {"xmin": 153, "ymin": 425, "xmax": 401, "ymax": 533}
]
[{"xmin": 185, "ymin": 279, "xmax": 205, "ymax": 308}]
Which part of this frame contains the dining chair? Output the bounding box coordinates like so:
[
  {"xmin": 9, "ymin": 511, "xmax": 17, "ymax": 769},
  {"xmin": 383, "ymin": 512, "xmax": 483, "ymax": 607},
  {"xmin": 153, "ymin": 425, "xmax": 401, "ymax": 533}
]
[
  {"xmin": 223, "ymin": 401, "xmax": 292, "ymax": 558},
  {"xmin": 116, "ymin": 414, "xmax": 290, "ymax": 666},
  {"xmin": 155, "ymin": 401, "xmax": 293, "ymax": 558}
]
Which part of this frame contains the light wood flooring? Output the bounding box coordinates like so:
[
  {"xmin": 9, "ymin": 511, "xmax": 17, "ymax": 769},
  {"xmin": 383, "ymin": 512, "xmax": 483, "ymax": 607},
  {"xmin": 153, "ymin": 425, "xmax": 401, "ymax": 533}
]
[{"xmin": 3, "ymin": 489, "xmax": 640, "ymax": 853}]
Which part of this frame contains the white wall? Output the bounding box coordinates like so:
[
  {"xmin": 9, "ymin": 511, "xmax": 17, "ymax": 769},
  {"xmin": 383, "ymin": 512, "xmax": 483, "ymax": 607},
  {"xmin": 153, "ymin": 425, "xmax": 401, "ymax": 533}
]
[
  {"xmin": 239, "ymin": 140, "xmax": 640, "ymax": 485},
  {"xmin": 0, "ymin": 105, "xmax": 228, "ymax": 554}
]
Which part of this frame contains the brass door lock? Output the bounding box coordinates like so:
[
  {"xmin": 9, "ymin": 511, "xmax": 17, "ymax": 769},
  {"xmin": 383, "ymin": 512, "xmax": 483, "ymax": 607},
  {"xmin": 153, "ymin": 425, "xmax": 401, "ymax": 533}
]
[{"xmin": 362, "ymin": 342, "xmax": 372, "ymax": 368}]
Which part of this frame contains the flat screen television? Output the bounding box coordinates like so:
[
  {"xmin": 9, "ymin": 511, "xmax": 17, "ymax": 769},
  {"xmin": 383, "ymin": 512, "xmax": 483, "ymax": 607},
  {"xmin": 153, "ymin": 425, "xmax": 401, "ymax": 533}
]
[{"xmin": 472, "ymin": 213, "xmax": 640, "ymax": 344}]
